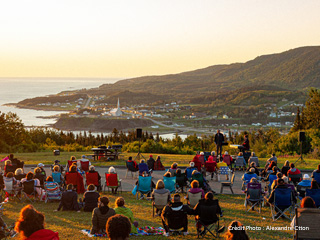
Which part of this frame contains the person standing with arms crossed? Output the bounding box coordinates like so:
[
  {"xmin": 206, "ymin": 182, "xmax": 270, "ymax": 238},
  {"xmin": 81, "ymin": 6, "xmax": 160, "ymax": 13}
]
[{"xmin": 214, "ymin": 130, "xmax": 225, "ymax": 158}]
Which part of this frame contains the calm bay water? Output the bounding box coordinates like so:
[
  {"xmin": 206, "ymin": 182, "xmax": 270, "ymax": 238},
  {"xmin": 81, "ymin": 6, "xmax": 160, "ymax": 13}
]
[{"xmin": 0, "ymin": 78, "xmax": 117, "ymax": 126}]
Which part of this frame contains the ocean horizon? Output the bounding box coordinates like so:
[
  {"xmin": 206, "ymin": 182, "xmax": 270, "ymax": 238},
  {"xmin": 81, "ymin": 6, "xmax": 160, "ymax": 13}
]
[{"xmin": 0, "ymin": 78, "xmax": 119, "ymax": 126}]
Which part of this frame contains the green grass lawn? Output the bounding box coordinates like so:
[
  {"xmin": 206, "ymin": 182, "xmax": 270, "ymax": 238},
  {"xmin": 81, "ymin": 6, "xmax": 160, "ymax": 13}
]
[
  {"xmin": 0, "ymin": 151, "xmax": 317, "ymax": 170},
  {"xmin": 2, "ymin": 192, "xmax": 294, "ymax": 239}
]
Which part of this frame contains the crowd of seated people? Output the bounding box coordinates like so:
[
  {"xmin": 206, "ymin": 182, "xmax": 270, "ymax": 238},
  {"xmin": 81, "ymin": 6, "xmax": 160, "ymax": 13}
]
[{"xmin": 6, "ymin": 153, "xmax": 320, "ymax": 240}]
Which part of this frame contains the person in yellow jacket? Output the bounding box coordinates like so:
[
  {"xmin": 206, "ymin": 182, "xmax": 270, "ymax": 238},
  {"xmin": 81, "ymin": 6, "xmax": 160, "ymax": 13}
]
[{"xmin": 114, "ymin": 197, "xmax": 138, "ymax": 234}]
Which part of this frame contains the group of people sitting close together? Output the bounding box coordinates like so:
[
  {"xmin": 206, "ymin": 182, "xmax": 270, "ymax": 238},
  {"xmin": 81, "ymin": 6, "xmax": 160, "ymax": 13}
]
[{"xmin": 2, "ymin": 151, "xmax": 319, "ymax": 240}]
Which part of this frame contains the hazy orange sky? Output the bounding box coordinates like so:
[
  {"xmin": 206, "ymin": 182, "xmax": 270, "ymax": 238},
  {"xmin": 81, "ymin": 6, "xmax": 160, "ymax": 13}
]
[{"xmin": 1, "ymin": 0, "xmax": 320, "ymax": 78}]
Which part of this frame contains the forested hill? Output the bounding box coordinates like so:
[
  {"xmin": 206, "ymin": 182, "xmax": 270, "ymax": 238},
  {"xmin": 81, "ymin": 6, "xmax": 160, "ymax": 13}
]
[{"xmin": 17, "ymin": 46, "xmax": 320, "ymax": 107}]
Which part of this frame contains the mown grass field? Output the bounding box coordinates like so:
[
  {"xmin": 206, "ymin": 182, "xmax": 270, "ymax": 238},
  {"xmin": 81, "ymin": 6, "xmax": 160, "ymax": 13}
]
[
  {"xmin": 2, "ymin": 192, "xmax": 294, "ymax": 239},
  {"xmin": 0, "ymin": 151, "xmax": 318, "ymax": 170}
]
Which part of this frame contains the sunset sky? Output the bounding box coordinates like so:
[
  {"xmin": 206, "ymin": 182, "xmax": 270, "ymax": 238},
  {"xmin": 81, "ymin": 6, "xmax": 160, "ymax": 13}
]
[{"xmin": 1, "ymin": 0, "xmax": 319, "ymax": 78}]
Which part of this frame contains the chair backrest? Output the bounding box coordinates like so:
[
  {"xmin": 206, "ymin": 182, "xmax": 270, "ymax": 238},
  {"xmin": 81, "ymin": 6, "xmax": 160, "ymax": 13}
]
[
  {"xmin": 246, "ymin": 182, "xmax": 262, "ymax": 200},
  {"xmin": 163, "ymin": 176, "xmax": 176, "ymax": 193},
  {"xmin": 81, "ymin": 161, "xmax": 90, "ymax": 171},
  {"xmin": 249, "ymin": 157, "xmax": 259, "ymax": 167},
  {"xmin": 198, "ymin": 156, "xmax": 205, "ymax": 166},
  {"xmin": 296, "ymin": 208, "xmax": 320, "ymax": 239},
  {"xmin": 219, "ymin": 166, "xmax": 229, "ymax": 175},
  {"xmin": 22, "ymin": 180, "xmax": 35, "ymax": 195},
  {"xmin": 153, "ymin": 192, "xmax": 169, "ymax": 207},
  {"xmin": 192, "ymin": 174, "xmax": 204, "ymax": 188},
  {"xmin": 223, "ymin": 155, "xmax": 232, "ymax": 165},
  {"xmin": 52, "ymin": 172, "xmax": 61, "ymax": 183},
  {"xmin": 205, "ymin": 162, "xmax": 216, "ymax": 172},
  {"xmin": 65, "ymin": 172, "xmax": 78, "ymax": 186},
  {"xmin": 297, "ymin": 184, "xmax": 311, "ymax": 198},
  {"xmin": 105, "ymin": 173, "xmax": 118, "ymax": 187},
  {"xmin": 3, "ymin": 177, "xmax": 13, "ymax": 191},
  {"xmin": 313, "ymin": 172, "xmax": 320, "ymax": 185},
  {"xmin": 188, "ymin": 191, "xmax": 202, "ymax": 208},
  {"xmin": 289, "ymin": 173, "xmax": 302, "ymax": 184},
  {"xmin": 175, "ymin": 173, "xmax": 187, "ymax": 187},
  {"xmin": 306, "ymin": 188, "xmax": 320, "ymax": 207},
  {"xmin": 235, "ymin": 157, "xmax": 244, "ymax": 167},
  {"xmin": 198, "ymin": 200, "xmax": 220, "ymax": 223},
  {"xmin": 126, "ymin": 161, "xmax": 137, "ymax": 172},
  {"xmin": 243, "ymin": 173, "xmax": 257, "ymax": 184},
  {"xmin": 86, "ymin": 172, "xmax": 99, "ymax": 186},
  {"xmin": 44, "ymin": 181, "xmax": 60, "ymax": 192},
  {"xmin": 268, "ymin": 174, "xmax": 278, "ymax": 187},
  {"xmin": 137, "ymin": 176, "xmax": 152, "ymax": 193},
  {"xmin": 274, "ymin": 187, "xmax": 292, "ymax": 206}
]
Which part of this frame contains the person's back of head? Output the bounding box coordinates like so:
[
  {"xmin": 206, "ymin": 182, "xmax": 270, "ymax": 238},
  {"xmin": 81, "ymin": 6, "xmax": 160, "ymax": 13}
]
[
  {"xmin": 106, "ymin": 214, "xmax": 131, "ymax": 240},
  {"xmin": 53, "ymin": 165, "xmax": 60, "ymax": 172},
  {"xmin": 115, "ymin": 197, "xmax": 125, "ymax": 207},
  {"xmin": 26, "ymin": 172, "xmax": 34, "ymax": 180},
  {"xmin": 272, "ymin": 166, "xmax": 277, "ymax": 173},
  {"xmin": 67, "ymin": 184, "xmax": 73, "ymax": 191},
  {"xmin": 276, "ymin": 172, "xmax": 283, "ymax": 179},
  {"xmin": 69, "ymin": 165, "xmax": 77, "ymax": 172},
  {"xmin": 191, "ymin": 180, "xmax": 199, "ymax": 189},
  {"xmin": 128, "ymin": 156, "xmax": 132, "ymax": 161},
  {"xmin": 156, "ymin": 180, "xmax": 165, "ymax": 189},
  {"xmin": 89, "ymin": 165, "xmax": 95, "ymax": 171},
  {"xmin": 99, "ymin": 196, "xmax": 109, "ymax": 207},
  {"xmin": 225, "ymin": 220, "xmax": 249, "ymax": 240},
  {"xmin": 6, "ymin": 172, "xmax": 14, "ymax": 178},
  {"xmin": 46, "ymin": 176, "xmax": 53, "ymax": 182},
  {"xmin": 70, "ymin": 156, "xmax": 76, "ymax": 160},
  {"xmin": 140, "ymin": 159, "xmax": 145, "ymax": 164},
  {"xmin": 15, "ymin": 205, "xmax": 45, "ymax": 239},
  {"xmin": 15, "ymin": 168, "xmax": 23, "ymax": 175},
  {"xmin": 171, "ymin": 162, "xmax": 178, "ymax": 169},
  {"xmin": 290, "ymin": 163, "xmax": 295, "ymax": 169},
  {"xmin": 277, "ymin": 178, "xmax": 285, "ymax": 185},
  {"xmin": 249, "ymin": 168, "xmax": 255, "ymax": 173},
  {"xmin": 164, "ymin": 172, "xmax": 171, "ymax": 178},
  {"xmin": 189, "ymin": 162, "xmax": 195, "ymax": 168},
  {"xmin": 301, "ymin": 196, "xmax": 316, "ymax": 208},
  {"xmin": 87, "ymin": 184, "xmax": 95, "ymax": 191},
  {"xmin": 317, "ymin": 164, "xmax": 320, "ymax": 171},
  {"xmin": 311, "ymin": 180, "xmax": 320, "ymax": 189},
  {"xmin": 172, "ymin": 193, "xmax": 181, "ymax": 203},
  {"xmin": 176, "ymin": 168, "xmax": 181, "ymax": 175},
  {"xmin": 205, "ymin": 192, "xmax": 214, "ymax": 201},
  {"xmin": 284, "ymin": 160, "xmax": 290, "ymax": 167}
]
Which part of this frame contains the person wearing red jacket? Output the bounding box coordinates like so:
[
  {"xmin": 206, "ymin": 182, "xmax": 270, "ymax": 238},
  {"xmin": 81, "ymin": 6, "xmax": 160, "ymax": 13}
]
[
  {"xmin": 15, "ymin": 205, "xmax": 59, "ymax": 240},
  {"xmin": 192, "ymin": 155, "xmax": 202, "ymax": 171},
  {"xmin": 287, "ymin": 163, "xmax": 301, "ymax": 176}
]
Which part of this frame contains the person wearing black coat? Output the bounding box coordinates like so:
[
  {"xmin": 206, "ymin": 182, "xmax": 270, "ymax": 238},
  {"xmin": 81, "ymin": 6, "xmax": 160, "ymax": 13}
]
[
  {"xmin": 194, "ymin": 192, "xmax": 222, "ymax": 233},
  {"xmin": 161, "ymin": 194, "xmax": 194, "ymax": 236},
  {"xmin": 55, "ymin": 184, "xmax": 81, "ymax": 211},
  {"xmin": 147, "ymin": 155, "xmax": 155, "ymax": 171},
  {"xmin": 83, "ymin": 184, "xmax": 100, "ymax": 212}
]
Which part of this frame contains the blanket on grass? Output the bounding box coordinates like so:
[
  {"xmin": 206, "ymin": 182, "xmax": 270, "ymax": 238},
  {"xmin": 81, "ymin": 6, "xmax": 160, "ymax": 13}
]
[{"xmin": 81, "ymin": 227, "xmax": 164, "ymax": 237}]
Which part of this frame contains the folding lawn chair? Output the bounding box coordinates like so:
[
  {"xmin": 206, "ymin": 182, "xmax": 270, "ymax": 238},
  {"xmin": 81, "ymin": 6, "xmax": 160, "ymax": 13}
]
[
  {"xmin": 136, "ymin": 176, "xmax": 152, "ymax": 200},
  {"xmin": 245, "ymin": 182, "xmax": 263, "ymax": 213},
  {"xmin": 163, "ymin": 176, "xmax": 176, "ymax": 194},
  {"xmin": 125, "ymin": 161, "xmax": 138, "ymax": 178},
  {"xmin": 80, "ymin": 160, "xmax": 90, "ymax": 172},
  {"xmin": 269, "ymin": 187, "xmax": 295, "ymax": 221},
  {"xmin": 187, "ymin": 191, "xmax": 202, "ymax": 208},
  {"xmin": 204, "ymin": 162, "xmax": 216, "ymax": 180},
  {"xmin": 220, "ymin": 173, "xmax": 235, "ymax": 194},
  {"xmin": 289, "ymin": 173, "xmax": 302, "ymax": 186},
  {"xmin": 297, "ymin": 184, "xmax": 311, "ymax": 200},
  {"xmin": 267, "ymin": 174, "xmax": 278, "ymax": 194},
  {"xmin": 241, "ymin": 173, "xmax": 257, "ymax": 190},
  {"xmin": 306, "ymin": 188, "xmax": 320, "ymax": 208},
  {"xmin": 295, "ymin": 207, "xmax": 320, "ymax": 239},
  {"xmin": 195, "ymin": 201, "xmax": 225, "ymax": 239},
  {"xmin": 44, "ymin": 181, "xmax": 62, "ymax": 203},
  {"xmin": 217, "ymin": 167, "xmax": 230, "ymax": 182},
  {"xmin": 86, "ymin": 172, "xmax": 101, "ymax": 191},
  {"xmin": 3, "ymin": 177, "xmax": 21, "ymax": 201},
  {"xmin": 22, "ymin": 180, "xmax": 39, "ymax": 202},
  {"xmin": 104, "ymin": 173, "xmax": 122, "ymax": 193},
  {"xmin": 175, "ymin": 173, "xmax": 188, "ymax": 193},
  {"xmin": 152, "ymin": 192, "xmax": 170, "ymax": 217}
]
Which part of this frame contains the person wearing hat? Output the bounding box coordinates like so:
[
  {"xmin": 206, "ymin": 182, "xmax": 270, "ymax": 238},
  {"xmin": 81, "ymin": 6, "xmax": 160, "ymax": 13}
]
[
  {"xmin": 297, "ymin": 174, "xmax": 312, "ymax": 198},
  {"xmin": 185, "ymin": 162, "xmax": 197, "ymax": 181},
  {"xmin": 51, "ymin": 160, "xmax": 64, "ymax": 173},
  {"xmin": 161, "ymin": 194, "xmax": 194, "ymax": 237},
  {"xmin": 147, "ymin": 155, "xmax": 155, "ymax": 171},
  {"xmin": 37, "ymin": 163, "xmax": 47, "ymax": 180}
]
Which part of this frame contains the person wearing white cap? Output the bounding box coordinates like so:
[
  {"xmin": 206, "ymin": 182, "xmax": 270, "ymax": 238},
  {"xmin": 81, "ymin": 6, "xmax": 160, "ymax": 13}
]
[
  {"xmin": 37, "ymin": 163, "xmax": 47, "ymax": 179},
  {"xmin": 184, "ymin": 162, "xmax": 197, "ymax": 181},
  {"xmin": 297, "ymin": 174, "xmax": 312, "ymax": 198}
]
